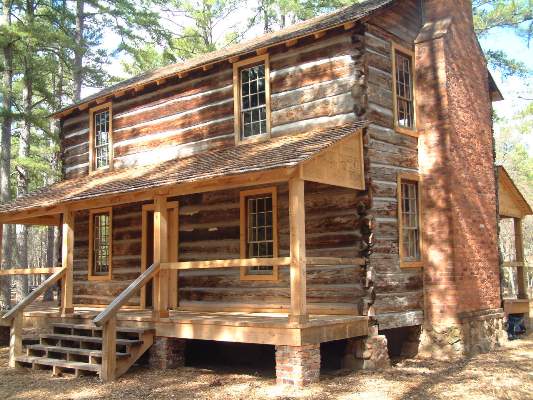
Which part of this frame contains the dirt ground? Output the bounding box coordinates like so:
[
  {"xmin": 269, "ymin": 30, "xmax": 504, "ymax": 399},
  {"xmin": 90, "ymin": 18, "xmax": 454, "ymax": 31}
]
[{"xmin": 0, "ymin": 334, "xmax": 531, "ymax": 400}]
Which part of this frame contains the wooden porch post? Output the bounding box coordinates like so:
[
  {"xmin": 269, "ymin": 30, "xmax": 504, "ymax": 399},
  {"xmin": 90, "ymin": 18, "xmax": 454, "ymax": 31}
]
[
  {"xmin": 288, "ymin": 176, "xmax": 308, "ymax": 324},
  {"xmin": 153, "ymin": 196, "xmax": 169, "ymax": 319},
  {"xmin": 515, "ymin": 218, "xmax": 528, "ymax": 299},
  {"xmin": 61, "ymin": 210, "xmax": 74, "ymax": 315}
]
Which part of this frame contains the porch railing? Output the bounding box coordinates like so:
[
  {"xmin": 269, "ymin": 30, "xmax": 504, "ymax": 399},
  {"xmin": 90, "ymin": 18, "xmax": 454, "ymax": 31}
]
[{"xmin": 0, "ymin": 267, "xmax": 66, "ymax": 367}]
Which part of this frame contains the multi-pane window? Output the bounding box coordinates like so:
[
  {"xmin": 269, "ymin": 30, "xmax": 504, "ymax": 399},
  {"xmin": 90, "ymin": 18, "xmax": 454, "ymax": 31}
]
[
  {"xmin": 240, "ymin": 64, "xmax": 267, "ymax": 139},
  {"xmin": 394, "ymin": 50, "xmax": 415, "ymax": 130},
  {"xmin": 400, "ymin": 180, "xmax": 420, "ymax": 263},
  {"xmin": 91, "ymin": 211, "xmax": 111, "ymax": 277},
  {"xmin": 94, "ymin": 109, "xmax": 110, "ymax": 169},
  {"xmin": 246, "ymin": 195, "xmax": 274, "ymax": 274}
]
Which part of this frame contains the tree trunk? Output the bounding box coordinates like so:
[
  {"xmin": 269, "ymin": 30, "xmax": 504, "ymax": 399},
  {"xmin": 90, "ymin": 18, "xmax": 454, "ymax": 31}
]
[
  {"xmin": 14, "ymin": 2, "xmax": 36, "ymax": 302},
  {"xmin": 72, "ymin": 0, "xmax": 85, "ymax": 101},
  {"xmin": 0, "ymin": 0, "xmax": 14, "ymax": 309}
]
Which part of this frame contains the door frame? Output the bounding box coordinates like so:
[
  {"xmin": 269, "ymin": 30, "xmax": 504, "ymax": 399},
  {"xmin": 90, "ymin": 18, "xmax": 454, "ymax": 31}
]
[{"xmin": 141, "ymin": 201, "xmax": 179, "ymax": 309}]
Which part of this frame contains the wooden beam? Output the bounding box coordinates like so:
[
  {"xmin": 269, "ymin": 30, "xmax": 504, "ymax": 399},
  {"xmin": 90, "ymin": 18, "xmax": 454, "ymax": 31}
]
[
  {"xmin": 229, "ymin": 56, "xmax": 240, "ymax": 63},
  {"xmin": 178, "ymin": 71, "xmax": 188, "ymax": 79},
  {"xmin": 515, "ymin": 218, "xmax": 528, "ymax": 299},
  {"xmin": 314, "ymin": 31, "xmax": 326, "ymax": 39},
  {"xmin": 286, "ymin": 39, "xmax": 298, "ymax": 47},
  {"xmin": 8, "ymin": 314, "xmax": 22, "ymax": 368},
  {"xmin": 163, "ymin": 257, "xmax": 291, "ymax": 270},
  {"xmin": 100, "ymin": 316, "xmax": 117, "ymax": 382},
  {"xmin": 288, "ymin": 177, "xmax": 308, "ymax": 324},
  {"xmin": 168, "ymin": 207, "xmax": 179, "ymax": 309},
  {"xmin": 344, "ymin": 21, "xmax": 355, "ymax": 30},
  {"xmin": 202, "ymin": 64, "xmax": 213, "ymax": 71},
  {"xmin": 61, "ymin": 211, "xmax": 74, "ymax": 316},
  {"xmin": 0, "ymin": 267, "xmax": 61, "ymax": 276},
  {"xmin": 153, "ymin": 196, "xmax": 169, "ymax": 320},
  {"xmin": 256, "ymin": 48, "xmax": 268, "ymax": 55}
]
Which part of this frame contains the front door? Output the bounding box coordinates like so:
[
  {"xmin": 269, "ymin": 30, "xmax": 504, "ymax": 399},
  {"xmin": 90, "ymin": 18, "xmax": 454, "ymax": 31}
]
[{"xmin": 141, "ymin": 202, "xmax": 178, "ymax": 309}]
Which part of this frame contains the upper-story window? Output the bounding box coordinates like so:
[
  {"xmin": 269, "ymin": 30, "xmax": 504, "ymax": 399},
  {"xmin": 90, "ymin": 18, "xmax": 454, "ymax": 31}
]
[
  {"xmin": 89, "ymin": 103, "xmax": 113, "ymax": 171},
  {"xmin": 233, "ymin": 54, "xmax": 271, "ymax": 143},
  {"xmin": 392, "ymin": 45, "xmax": 416, "ymax": 136},
  {"xmin": 398, "ymin": 174, "xmax": 422, "ymax": 268}
]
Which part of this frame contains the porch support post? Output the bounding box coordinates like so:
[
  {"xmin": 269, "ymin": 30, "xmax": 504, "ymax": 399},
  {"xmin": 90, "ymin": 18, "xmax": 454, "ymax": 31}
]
[
  {"xmin": 153, "ymin": 196, "xmax": 169, "ymax": 319},
  {"xmin": 60, "ymin": 209, "xmax": 74, "ymax": 315},
  {"xmin": 515, "ymin": 218, "xmax": 528, "ymax": 299},
  {"xmin": 288, "ymin": 176, "xmax": 308, "ymax": 324}
]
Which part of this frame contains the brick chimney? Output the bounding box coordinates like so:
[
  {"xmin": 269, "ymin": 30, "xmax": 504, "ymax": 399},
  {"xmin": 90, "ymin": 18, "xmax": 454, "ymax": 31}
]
[{"xmin": 414, "ymin": 0, "xmax": 502, "ymax": 348}]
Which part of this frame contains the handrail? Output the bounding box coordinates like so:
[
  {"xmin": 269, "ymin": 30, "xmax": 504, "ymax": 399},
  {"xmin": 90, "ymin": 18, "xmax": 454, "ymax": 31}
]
[
  {"xmin": 93, "ymin": 262, "xmax": 160, "ymax": 327},
  {"xmin": 161, "ymin": 256, "xmax": 365, "ymax": 270},
  {"xmin": 0, "ymin": 267, "xmax": 62, "ymax": 276},
  {"xmin": 2, "ymin": 267, "xmax": 66, "ymax": 321}
]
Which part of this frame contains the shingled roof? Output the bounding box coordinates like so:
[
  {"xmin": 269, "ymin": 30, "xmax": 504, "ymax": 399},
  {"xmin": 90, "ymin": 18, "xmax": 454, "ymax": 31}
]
[
  {"xmin": 52, "ymin": 0, "xmax": 394, "ymax": 117},
  {"xmin": 0, "ymin": 122, "xmax": 368, "ymax": 218}
]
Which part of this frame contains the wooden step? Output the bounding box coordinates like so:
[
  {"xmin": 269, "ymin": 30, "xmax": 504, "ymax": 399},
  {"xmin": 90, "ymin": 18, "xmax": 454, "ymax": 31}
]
[
  {"xmin": 27, "ymin": 344, "xmax": 130, "ymax": 359},
  {"xmin": 15, "ymin": 355, "xmax": 101, "ymax": 373},
  {"xmin": 40, "ymin": 333, "xmax": 143, "ymax": 346},
  {"xmin": 51, "ymin": 323, "xmax": 155, "ymax": 335}
]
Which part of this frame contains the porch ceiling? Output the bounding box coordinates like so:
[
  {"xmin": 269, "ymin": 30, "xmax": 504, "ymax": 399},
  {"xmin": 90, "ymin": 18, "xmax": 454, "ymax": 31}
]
[{"xmin": 0, "ymin": 122, "xmax": 367, "ymax": 224}]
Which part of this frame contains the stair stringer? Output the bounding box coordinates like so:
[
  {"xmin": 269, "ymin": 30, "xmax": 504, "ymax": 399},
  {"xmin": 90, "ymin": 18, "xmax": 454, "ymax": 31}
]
[{"xmin": 113, "ymin": 330, "xmax": 155, "ymax": 379}]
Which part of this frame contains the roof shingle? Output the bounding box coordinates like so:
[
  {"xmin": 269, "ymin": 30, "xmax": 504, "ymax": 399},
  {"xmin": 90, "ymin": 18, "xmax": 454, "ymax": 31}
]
[
  {"xmin": 0, "ymin": 122, "xmax": 368, "ymax": 216},
  {"xmin": 53, "ymin": 0, "xmax": 394, "ymax": 117}
]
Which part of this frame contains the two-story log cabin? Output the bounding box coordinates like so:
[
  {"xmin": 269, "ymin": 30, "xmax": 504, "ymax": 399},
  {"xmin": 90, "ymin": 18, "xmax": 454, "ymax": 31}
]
[{"xmin": 0, "ymin": 0, "xmax": 527, "ymax": 387}]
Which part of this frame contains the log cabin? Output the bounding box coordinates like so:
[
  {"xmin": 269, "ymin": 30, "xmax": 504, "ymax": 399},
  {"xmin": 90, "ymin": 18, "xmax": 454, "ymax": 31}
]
[{"xmin": 0, "ymin": 0, "xmax": 529, "ymax": 386}]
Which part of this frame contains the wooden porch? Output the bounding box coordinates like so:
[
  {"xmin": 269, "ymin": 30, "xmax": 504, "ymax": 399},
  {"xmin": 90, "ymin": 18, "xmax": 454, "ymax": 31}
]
[
  {"xmin": 0, "ymin": 125, "xmax": 370, "ymax": 381},
  {"xmin": 21, "ymin": 303, "xmax": 368, "ymax": 346}
]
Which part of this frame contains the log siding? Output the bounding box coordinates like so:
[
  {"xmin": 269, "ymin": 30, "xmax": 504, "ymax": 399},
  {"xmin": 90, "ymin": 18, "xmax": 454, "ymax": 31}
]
[{"xmin": 64, "ymin": 0, "xmax": 425, "ymax": 330}]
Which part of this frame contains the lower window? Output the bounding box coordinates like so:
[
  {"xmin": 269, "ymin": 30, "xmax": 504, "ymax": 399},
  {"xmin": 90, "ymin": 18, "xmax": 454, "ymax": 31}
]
[
  {"xmin": 240, "ymin": 187, "xmax": 278, "ymax": 280},
  {"xmin": 398, "ymin": 174, "xmax": 422, "ymax": 268},
  {"xmin": 89, "ymin": 208, "xmax": 112, "ymax": 280}
]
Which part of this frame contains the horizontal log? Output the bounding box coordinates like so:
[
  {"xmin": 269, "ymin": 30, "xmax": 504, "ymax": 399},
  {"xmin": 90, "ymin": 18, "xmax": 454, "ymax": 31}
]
[
  {"xmin": 0, "ymin": 267, "xmax": 62, "ymax": 276},
  {"xmin": 307, "ymin": 257, "xmax": 365, "ymax": 266}
]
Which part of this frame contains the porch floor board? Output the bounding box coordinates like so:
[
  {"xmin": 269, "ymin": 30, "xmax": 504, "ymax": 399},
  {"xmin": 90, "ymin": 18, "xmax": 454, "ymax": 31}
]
[{"xmin": 21, "ymin": 302, "xmax": 369, "ymax": 346}]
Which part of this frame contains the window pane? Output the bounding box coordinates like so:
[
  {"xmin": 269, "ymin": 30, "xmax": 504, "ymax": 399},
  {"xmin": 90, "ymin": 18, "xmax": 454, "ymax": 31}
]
[
  {"xmin": 246, "ymin": 194, "xmax": 274, "ymax": 275},
  {"xmin": 240, "ymin": 63, "xmax": 268, "ymax": 140},
  {"xmin": 401, "ymin": 181, "xmax": 420, "ymax": 262},
  {"xmin": 395, "ymin": 51, "xmax": 414, "ymax": 129},
  {"xmin": 94, "ymin": 109, "xmax": 110, "ymax": 169},
  {"xmin": 93, "ymin": 212, "xmax": 111, "ymax": 275}
]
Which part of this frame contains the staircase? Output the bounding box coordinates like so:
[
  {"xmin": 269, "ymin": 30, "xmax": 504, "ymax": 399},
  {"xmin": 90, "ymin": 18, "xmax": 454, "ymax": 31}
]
[{"xmin": 15, "ymin": 322, "xmax": 155, "ymax": 379}]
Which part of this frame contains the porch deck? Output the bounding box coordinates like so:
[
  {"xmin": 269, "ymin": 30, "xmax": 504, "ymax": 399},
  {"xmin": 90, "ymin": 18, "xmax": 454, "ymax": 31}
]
[{"xmin": 22, "ymin": 303, "xmax": 369, "ymax": 346}]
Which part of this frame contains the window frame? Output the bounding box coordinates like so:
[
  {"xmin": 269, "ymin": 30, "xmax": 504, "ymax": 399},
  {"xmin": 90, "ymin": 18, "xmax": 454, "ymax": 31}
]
[
  {"xmin": 89, "ymin": 102, "xmax": 114, "ymax": 173},
  {"xmin": 239, "ymin": 187, "xmax": 279, "ymax": 281},
  {"xmin": 88, "ymin": 207, "xmax": 113, "ymax": 281},
  {"xmin": 392, "ymin": 44, "xmax": 417, "ymax": 137},
  {"xmin": 233, "ymin": 54, "xmax": 271, "ymax": 145},
  {"xmin": 397, "ymin": 173, "xmax": 423, "ymax": 269}
]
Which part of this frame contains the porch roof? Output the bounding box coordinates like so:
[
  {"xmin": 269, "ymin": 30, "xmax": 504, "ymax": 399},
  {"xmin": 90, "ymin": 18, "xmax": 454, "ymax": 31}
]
[
  {"xmin": 0, "ymin": 122, "xmax": 367, "ymax": 223},
  {"xmin": 497, "ymin": 165, "xmax": 532, "ymax": 218}
]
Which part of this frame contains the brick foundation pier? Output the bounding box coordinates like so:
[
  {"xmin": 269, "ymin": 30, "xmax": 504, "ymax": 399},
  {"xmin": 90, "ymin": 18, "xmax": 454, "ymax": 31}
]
[
  {"xmin": 148, "ymin": 337, "xmax": 186, "ymax": 369},
  {"xmin": 275, "ymin": 344, "xmax": 320, "ymax": 387}
]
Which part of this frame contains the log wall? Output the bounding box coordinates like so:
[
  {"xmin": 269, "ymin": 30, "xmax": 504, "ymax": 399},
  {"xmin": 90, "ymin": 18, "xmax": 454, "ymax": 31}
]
[
  {"xmin": 365, "ymin": 0, "xmax": 425, "ymax": 330},
  {"xmin": 60, "ymin": 29, "xmax": 361, "ymax": 178},
  {"xmin": 66, "ymin": 1, "xmax": 427, "ymax": 328}
]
